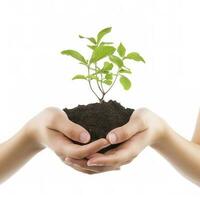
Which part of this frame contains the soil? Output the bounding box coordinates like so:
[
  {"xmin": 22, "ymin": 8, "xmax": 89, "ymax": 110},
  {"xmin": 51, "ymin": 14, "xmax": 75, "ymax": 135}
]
[{"xmin": 63, "ymin": 100, "xmax": 134, "ymax": 153}]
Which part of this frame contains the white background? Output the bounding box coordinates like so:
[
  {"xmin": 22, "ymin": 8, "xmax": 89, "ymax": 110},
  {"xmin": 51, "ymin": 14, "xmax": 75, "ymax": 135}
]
[{"xmin": 0, "ymin": 0, "xmax": 200, "ymax": 199}]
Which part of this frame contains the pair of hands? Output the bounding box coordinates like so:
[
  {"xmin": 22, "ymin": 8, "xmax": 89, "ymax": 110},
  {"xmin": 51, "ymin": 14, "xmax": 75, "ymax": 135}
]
[{"xmin": 26, "ymin": 107, "xmax": 168, "ymax": 174}]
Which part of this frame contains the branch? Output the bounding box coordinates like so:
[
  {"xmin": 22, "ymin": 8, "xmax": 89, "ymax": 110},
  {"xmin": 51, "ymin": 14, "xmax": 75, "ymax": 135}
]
[
  {"xmin": 104, "ymin": 71, "xmax": 119, "ymax": 95},
  {"xmin": 87, "ymin": 65, "xmax": 101, "ymax": 102},
  {"xmin": 94, "ymin": 63, "xmax": 104, "ymax": 95}
]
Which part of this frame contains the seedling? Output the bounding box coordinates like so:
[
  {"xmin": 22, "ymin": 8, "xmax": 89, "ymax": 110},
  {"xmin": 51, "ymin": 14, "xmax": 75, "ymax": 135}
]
[{"xmin": 61, "ymin": 27, "xmax": 145, "ymax": 103}]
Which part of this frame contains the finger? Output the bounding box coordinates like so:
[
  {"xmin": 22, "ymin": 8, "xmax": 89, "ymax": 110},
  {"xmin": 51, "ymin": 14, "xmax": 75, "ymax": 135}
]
[
  {"xmin": 65, "ymin": 157, "xmax": 120, "ymax": 173},
  {"xmin": 64, "ymin": 161, "xmax": 96, "ymax": 174},
  {"xmin": 64, "ymin": 138, "xmax": 110, "ymax": 159},
  {"xmin": 106, "ymin": 117, "xmax": 146, "ymax": 144},
  {"xmin": 86, "ymin": 153, "xmax": 104, "ymax": 159},
  {"xmin": 65, "ymin": 158, "xmax": 100, "ymax": 173},
  {"xmin": 47, "ymin": 128, "xmax": 110, "ymax": 160},
  {"xmin": 88, "ymin": 132, "xmax": 148, "ymax": 166},
  {"xmin": 87, "ymin": 149, "xmax": 131, "ymax": 167},
  {"xmin": 47, "ymin": 108, "xmax": 90, "ymax": 144},
  {"xmin": 65, "ymin": 120, "xmax": 91, "ymax": 144}
]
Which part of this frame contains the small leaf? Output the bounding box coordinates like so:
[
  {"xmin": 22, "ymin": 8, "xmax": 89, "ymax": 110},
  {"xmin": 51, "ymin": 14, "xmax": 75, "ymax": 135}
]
[
  {"xmin": 117, "ymin": 43, "xmax": 126, "ymax": 57},
  {"xmin": 101, "ymin": 70, "xmax": 109, "ymax": 74},
  {"xmin": 100, "ymin": 42, "xmax": 113, "ymax": 46},
  {"xmin": 105, "ymin": 73, "xmax": 113, "ymax": 80},
  {"xmin": 79, "ymin": 62, "xmax": 88, "ymax": 66},
  {"xmin": 119, "ymin": 68, "xmax": 132, "ymax": 74},
  {"xmin": 109, "ymin": 55, "xmax": 124, "ymax": 67},
  {"xmin": 87, "ymin": 45, "xmax": 96, "ymax": 50},
  {"xmin": 72, "ymin": 74, "xmax": 86, "ymax": 80},
  {"xmin": 103, "ymin": 79, "xmax": 112, "ymax": 85},
  {"xmin": 88, "ymin": 37, "xmax": 96, "ymax": 44},
  {"xmin": 125, "ymin": 52, "xmax": 145, "ymax": 63},
  {"xmin": 79, "ymin": 35, "xmax": 96, "ymax": 44},
  {"xmin": 119, "ymin": 75, "xmax": 131, "ymax": 90},
  {"xmin": 86, "ymin": 74, "xmax": 99, "ymax": 80},
  {"xmin": 102, "ymin": 62, "xmax": 113, "ymax": 71},
  {"xmin": 97, "ymin": 27, "xmax": 112, "ymax": 44},
  {"xmin": 90, "ymin": 46, "xmax": 116, "ymax": 63},
  {"xmin": 61, "ymin": 50, "xmax": 87, "ymax": 64}
]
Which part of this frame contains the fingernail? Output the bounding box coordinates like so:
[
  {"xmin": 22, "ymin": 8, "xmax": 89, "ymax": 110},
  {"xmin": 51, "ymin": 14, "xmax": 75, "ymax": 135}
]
[
  {"xmin": 65, "ymin": 158, "xmax": 72, "ymax": 165},
  {"xmin": 108, "ymin": 132, "xmax": 117, "ymax": 144},
  {"xmin": 80, "ymin": 132, "xmax": 90, "ymax": 143},
  {"xmin": 87, "ymin": 162, "xmax": 104, "ymax": 167},
  {"xmin": 102, "ymin": 143, "xmax": 110, "ymax": 148}
]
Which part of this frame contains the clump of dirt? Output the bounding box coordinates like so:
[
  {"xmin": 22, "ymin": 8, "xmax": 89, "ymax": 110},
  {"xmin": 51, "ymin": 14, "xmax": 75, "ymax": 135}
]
[{"xmin": 63, "ymin": 100, "xmax": 134, "ymax": 153}]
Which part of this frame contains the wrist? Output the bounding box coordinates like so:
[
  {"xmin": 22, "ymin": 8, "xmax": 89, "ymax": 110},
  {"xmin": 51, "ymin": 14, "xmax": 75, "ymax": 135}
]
[
  {"xmin": 151, "ymin": 124, "xmax": 174, "ymax": 150},
  {"xmin": 22, "ymin": 124, "xmax": 46, "ymax": 152}
]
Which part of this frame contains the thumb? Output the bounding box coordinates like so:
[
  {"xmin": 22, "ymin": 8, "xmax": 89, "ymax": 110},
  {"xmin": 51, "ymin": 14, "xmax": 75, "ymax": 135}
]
[
  {"xmin": 106, "ymin": 118, "xmax": 144, "ymax": 144},
  {"xmin": 67, "ymin": 121, "xmax": 91, "ymax": 144},
  {"xmin": 47, "ymin": 109, "xmax": 90, "ymax": 144}
]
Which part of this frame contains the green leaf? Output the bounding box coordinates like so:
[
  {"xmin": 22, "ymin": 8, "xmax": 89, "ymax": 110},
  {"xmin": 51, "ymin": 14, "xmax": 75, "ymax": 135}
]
[
  {"xmin": 101, "ymin": 71, "xmax": 109, "ymax": 74},
  {"xmin": 119, "ymin": 68, "xmax": 132, "ymax": 74},
  {"xmin": 105, "ymin": 73, "xmax": 113, "ymax": 80},
  {"xmin": 79, "ymin": 62, "xmax": 88, "ymax": 66},
  {"xmin": 102, "ymin": 62, "xmax": 113, "ymax": 71},
  {"xmin": 61, "ymin": 50, "xmax": 87, "ymax": 64},
  {"xmin": 103, "ymin": 79, "xmax": 112, "ymax": 85},
  {"xmin": 119, "ymin": 75, "xmax": 131, "ymax": 90},
  {"xmin": 100, "ymin": 42, "xmax": 113, "ymax": 46},
  {"xmin": 90, "ymin": 46, "xmax": 116, "ymax": 63},
  {"xmin": 125, "ymin": 52, "xmax": 145, "ymax": 63},
  {"xmin": 88, "ymin": 37, "xmax": 96, "ymax": 44},
  {"xmin": 117, "ymin": 43, "xmax": 126, "ymax": 57},
  {"xmin": 86, "ymin": 74, "xmax": 99, "ymax": 80},
  {"xmin": 79, "ymin": 35, "xmax": 97, "ymax": 44},
  {"xmin": 87, "ymin": 45, "xmax": 96, "ymax": 50},
  {"xmin": 97, "ymin": 27, "xmax": 112, "ymax": 44},
  {"xmin": 109, "ymin": 55, "xmax": 124, "ymax": 67},
  {"xmin": 72, "ymin": 74, "xmax": 86, "ymax": 80}
]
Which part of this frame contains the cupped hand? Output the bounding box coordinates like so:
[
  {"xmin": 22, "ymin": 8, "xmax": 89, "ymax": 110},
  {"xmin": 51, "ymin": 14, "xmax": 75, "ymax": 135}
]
[
  {"xmin": 25, "ymin": 107, "xmax": 109, "ymax": 173},
  {"xmin": 66, "ymin": 108, "xmax": 169, "ymax": 173}
]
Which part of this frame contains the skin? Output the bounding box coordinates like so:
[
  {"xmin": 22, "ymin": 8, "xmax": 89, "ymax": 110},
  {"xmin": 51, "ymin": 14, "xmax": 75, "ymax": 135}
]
[
  {"xmin": 0, "ymin": 107, "xmax": 110, "ymax": 183},
  {"xmin": 1, "ymin": 106, "xmax": 200, "ymax": 186},
  {"xmin": 66, "ymin": 108, "xmax": 200, "ymax": 186}
]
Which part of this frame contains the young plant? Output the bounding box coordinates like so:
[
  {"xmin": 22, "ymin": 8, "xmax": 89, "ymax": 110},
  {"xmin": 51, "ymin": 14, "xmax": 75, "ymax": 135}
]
[{"xmin": 61, "ymin": 27, "xmax": 145, "ymax": 103}]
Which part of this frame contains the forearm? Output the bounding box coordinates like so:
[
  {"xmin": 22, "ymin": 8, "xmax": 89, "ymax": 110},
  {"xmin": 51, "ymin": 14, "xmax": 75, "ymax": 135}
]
[
  {"xmin": 152, "ymin": 128, "xmax": 200, "ymax": 186},
  {"xmin": 0, "ymin": 127, "xmax": 44, "ymax": 183}
]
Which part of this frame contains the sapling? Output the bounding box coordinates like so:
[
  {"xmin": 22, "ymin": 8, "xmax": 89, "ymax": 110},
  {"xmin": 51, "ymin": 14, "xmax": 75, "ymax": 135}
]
[{"xmin": 61, "ymin": 27, "xmax": 145, "ymax": 103}]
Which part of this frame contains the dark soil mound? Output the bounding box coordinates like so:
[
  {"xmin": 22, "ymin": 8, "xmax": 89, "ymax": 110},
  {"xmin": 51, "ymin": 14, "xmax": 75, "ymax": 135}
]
[{"xmin": 63, "ymin": 100, "xmax": 134, "ymax": 153}]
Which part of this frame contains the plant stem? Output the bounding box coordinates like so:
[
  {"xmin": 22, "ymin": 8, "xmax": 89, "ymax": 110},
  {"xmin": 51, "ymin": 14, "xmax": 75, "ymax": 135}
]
[
  {"xmin": 100, "ymin": 69, "xmax": 105, "ymax": 93},
  {"xmin": 104, "ymin": 70, "xmax": 119, "ymax": 95},
  {"xmin": 99, "ymin": 93, "xmax": 105, "ymax": 103},
  {"xmin": 94, "ymin": 63, "xmax": 104, "ymax": 94},
  {"xmin": 94, "ymin": 63, "xmax": 107, "ymax": 103},
  {"xmin": 87, "ymin": 64, "xmax": 101, "ymax": 102}
]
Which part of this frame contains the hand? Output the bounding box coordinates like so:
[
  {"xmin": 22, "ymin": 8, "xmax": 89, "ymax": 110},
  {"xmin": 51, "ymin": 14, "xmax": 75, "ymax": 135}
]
[
  {"xmin": 66, "ymin": 108, "xmax": 170, "ymax": 172},
  {"xmin": 25, "ymin": 107, "xmax": 109, "ymax": 173}
]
